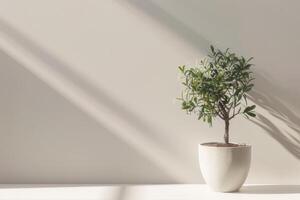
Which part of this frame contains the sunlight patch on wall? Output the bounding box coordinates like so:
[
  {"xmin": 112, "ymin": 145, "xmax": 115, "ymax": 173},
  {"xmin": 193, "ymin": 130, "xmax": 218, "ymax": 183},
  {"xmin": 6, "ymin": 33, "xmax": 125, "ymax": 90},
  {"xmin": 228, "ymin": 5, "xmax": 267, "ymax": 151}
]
[{"xmin": 0, "ymin": 19, "xmax": 193, "ymax": 183}]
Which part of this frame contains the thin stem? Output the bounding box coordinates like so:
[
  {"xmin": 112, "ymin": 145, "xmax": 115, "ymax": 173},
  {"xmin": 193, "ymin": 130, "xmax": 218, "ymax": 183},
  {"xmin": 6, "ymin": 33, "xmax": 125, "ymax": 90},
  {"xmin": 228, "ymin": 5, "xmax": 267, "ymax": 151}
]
[
  {"xmin": 217, "ymin": 112, "xmax": 225, "ymax": 120},
  {"xmin": 224, "ymin": 119, "xmax": 229, "ymax": 144},
  {"xmin": 229, "ymin": 107, "xmax": 241, "ymax": 120},
  {"xmin": 218, "ymin": 101, "xmax": 227, "ymax": 117}
]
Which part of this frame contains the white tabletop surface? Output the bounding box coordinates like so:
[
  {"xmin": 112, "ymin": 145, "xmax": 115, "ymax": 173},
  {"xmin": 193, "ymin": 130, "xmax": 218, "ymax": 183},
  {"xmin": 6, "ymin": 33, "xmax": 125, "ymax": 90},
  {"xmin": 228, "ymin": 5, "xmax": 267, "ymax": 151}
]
[{"xmin": 0, "ymin": 184, "xmax": 299, "ymax": 200}]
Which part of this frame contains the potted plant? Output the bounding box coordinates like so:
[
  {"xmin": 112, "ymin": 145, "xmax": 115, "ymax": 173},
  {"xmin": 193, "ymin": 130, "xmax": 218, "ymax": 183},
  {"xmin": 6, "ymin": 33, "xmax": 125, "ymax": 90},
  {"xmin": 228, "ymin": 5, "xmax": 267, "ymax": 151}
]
[{"xmin": 178, "ymin": 46, "xmax": 256, "ymax": 192}]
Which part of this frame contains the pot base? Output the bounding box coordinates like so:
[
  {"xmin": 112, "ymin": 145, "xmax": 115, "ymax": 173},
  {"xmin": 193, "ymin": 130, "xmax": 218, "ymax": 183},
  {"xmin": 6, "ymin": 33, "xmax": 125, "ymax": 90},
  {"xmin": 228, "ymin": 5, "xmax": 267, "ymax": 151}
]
[{"xmin": 199, "ymin": 143, "xmax": 251, "ymax": 192}]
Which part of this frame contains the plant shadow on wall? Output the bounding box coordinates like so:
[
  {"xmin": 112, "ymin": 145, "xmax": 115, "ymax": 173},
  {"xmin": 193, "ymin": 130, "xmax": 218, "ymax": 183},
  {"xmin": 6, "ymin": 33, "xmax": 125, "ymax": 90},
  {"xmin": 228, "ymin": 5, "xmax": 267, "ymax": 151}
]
[
  {"xmin": 121, "ymin": 0, "xmax": 300, "ymax": 160},
  {"xmin": 0, "ymin": 19, "xmax": 191, "ymax": 182},
  {"xmin": 249, "ymin": 73, "xmax": 300, "ymax": 159}
]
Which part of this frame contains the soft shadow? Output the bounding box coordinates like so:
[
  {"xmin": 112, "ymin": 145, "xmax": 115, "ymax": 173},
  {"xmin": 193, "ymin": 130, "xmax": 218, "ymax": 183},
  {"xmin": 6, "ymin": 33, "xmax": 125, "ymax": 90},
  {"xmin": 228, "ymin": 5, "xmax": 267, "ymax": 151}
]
[
  {"xmin": 121, "ymin": 0, "xmax": 210, "ymax": 53},
  {"xmin": 1, "ymin": 0, "xmax": 299, "ymax": 181},
  {"xmin": 0, "ymin": 184, "xmax": 99, "ymax": 188},
  {"xmin": 0, "ymin": 18, "xmax": 165, "ymax": 151},
  {"xmin": 249, "ymin": 74, "xmax": 300, "ymax": 159},
  {"xmin": 0, "ymin": 18, "xmax": 189, "ymax": 182},
  {"xmin": 116, "ymin": 186, "xmax": 127, "ymax": 200},
  {"xmin": 0, "ymin": 185, "xmax": 129, "ymax": 200},
  {"xmin": 240, "ymin": 185, "xmax": 300, "ymax": 194},
  {"xmin": 121, "ymin": 0, "xmax": 300, "ymax": 159},
  {"xmin": 0, "ymin": 50, "xmax": 178, "ymax": 183}
]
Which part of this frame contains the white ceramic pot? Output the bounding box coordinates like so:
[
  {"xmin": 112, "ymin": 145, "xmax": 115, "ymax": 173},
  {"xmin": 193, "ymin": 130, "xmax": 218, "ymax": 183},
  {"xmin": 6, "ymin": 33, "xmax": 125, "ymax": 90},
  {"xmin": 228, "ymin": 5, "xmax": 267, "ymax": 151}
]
[{"xmin": 198, "ymin": 143, "xmax": 251, "ymax": 192}]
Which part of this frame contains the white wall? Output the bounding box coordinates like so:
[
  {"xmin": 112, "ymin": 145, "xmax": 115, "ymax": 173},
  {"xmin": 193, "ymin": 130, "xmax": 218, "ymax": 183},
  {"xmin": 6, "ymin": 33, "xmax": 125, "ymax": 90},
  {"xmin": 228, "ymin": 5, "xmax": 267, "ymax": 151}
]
[{"xmin": 0, "ymin": 0, "xmax": 299, "ymax": 184}]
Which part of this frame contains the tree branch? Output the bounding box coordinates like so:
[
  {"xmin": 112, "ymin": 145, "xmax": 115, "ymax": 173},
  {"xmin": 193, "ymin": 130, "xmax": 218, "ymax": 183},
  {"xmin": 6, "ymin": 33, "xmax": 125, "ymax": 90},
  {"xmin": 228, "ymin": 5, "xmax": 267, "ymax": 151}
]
[
  {"xmin": 229, "ymin": 107, "xmax": 241, "ymax": 120},
  {"xmin": 218, "ymin": 101, "xmax": 228, "ymax": 119},
  {"xmin": 217, "ymin": 111, "xmax": 225, "ymax": 120}
]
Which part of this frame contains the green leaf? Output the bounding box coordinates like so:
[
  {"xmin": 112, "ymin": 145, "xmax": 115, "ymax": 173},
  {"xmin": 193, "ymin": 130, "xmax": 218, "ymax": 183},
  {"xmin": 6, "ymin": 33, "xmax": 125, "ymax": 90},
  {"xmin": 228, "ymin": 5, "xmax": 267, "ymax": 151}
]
[
  {"xmin": 210, "ymin": 45, "xmax": 215, "ymax": 54},
  {"xmin": 178, "ymin": 65, "xmax": 185, "ymax": 73},
  {"xmin": 207, "ymin": 115, "xmax": 212, "ymax": 126},
  {"xmin": 198, "ymin": 112, "xmax": 203, "ymax": 120},
  {"xmin": 244, "ymin": 105, "xmax": 256, "ymax": 113},
  {"xmin": 243, "ymin": 94, "xmax": 248, "ymax": 105},
  {"xmin": 247, "ymin": 57, "xmax": 254, "ymax": 63},
  {"xmin": 247, "ymin": 112, "xmax": 256, "ymax": 117}
]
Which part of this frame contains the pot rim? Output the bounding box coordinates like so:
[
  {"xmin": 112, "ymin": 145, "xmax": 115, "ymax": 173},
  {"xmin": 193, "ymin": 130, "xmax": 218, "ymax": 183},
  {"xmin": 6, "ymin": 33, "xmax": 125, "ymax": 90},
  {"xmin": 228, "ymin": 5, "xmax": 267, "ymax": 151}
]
[{"xmin": 199, "ymin": 142, "xmax": 251, "ymax": 149}]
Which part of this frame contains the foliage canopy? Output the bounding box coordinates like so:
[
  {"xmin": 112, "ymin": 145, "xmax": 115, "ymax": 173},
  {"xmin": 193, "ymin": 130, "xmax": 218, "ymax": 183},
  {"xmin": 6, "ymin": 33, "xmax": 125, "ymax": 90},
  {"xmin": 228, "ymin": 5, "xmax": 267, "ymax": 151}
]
[{"xmin": 178, "ymin": 46, "xmax": 256, "ymax": 143}]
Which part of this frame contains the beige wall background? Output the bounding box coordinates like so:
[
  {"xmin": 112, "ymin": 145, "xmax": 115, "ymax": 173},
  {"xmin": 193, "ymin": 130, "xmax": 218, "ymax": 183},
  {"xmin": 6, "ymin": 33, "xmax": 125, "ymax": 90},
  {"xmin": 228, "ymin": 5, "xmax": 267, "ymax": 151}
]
[{"xmin": 0, "ymin": 0, "xmax": 299, "ymax": 184}]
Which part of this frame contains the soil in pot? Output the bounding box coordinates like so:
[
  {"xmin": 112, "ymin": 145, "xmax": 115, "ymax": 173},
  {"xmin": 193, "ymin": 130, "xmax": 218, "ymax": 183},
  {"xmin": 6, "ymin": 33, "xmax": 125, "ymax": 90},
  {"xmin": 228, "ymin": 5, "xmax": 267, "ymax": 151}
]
[{"xmin": 201, "ymin": 142, "xmax": 248, "ymax": 147}]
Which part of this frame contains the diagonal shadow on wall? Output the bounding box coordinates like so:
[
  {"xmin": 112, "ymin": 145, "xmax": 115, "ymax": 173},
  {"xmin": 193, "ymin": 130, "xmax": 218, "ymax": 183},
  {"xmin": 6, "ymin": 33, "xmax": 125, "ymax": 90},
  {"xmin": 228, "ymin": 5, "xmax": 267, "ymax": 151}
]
[
  {"xmin": 120, "ymin": 0, "xmax": 210, "ymax": 54},
  {"xmin": 0, "ymin": 0, "xmax": 299, "ymax": 184},
  {"xmin": 0, "ymin": 18, "xmax": 194, "ymax": 182},
  {"xmin": 249, "ymin": 74, "xmax": 300, "ymax": 159},
  {"xmin": 0, "ymin": 49, "xmax": 180, "ymax": 183},
  {"xmin": 120, "ymin": 0, "xmax": 300, "ymax": 160}
]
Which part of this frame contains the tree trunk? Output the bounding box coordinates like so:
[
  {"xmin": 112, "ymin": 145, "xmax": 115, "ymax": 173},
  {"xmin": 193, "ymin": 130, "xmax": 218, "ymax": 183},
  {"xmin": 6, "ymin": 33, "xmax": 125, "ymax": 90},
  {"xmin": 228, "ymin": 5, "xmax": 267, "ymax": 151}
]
[{"xmin": 224, "ymin": 119, "xmax": 229, "ymax": 144}]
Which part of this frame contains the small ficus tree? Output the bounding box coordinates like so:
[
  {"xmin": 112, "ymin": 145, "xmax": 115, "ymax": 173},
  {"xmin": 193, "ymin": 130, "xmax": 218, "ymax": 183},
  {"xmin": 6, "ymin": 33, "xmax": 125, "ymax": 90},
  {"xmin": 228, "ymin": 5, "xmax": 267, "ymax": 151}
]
[{"xmin": 178, "ymin": 46, "xmax": 256, "ymax": 144}]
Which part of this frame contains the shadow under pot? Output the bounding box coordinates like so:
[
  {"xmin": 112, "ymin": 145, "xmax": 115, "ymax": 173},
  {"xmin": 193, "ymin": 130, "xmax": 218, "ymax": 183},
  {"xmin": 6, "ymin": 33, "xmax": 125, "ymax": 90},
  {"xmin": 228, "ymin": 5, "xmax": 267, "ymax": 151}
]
[{"xmin": 198, "ymin": 143, "xmax": 251, "ymax": 192}]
